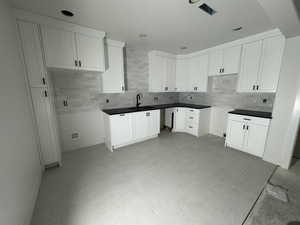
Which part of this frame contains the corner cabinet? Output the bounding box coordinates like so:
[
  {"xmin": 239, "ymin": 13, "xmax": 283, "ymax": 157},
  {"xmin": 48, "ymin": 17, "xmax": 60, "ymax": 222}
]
[
  {"xmin": 172, "ymin": 107, "xmax": 211, "ymax": 137},
  {"xmin": 102, "ymin": 40, "xmax": 125, "ymax": 93},
  {"xmin": 237, "ymin": 35, "xmax": 285, "ymax": 93},
  {"xmin": 149, "ymin": 51, "xmax": 176, "ymax": 92},
  {"xmin": 208, "ymin": 45, "xmax": 242, "ymax": 76},
  {"xmin": 103, "ymin": 110, "xmax": 160, "ymax": 151},
  {"xmin": 41, "ymin": 26, "xmax": 106, "ymax": 72},
  {"xmin": 225, "ymin": 114, "xmax": 270, "ymax": 157}
]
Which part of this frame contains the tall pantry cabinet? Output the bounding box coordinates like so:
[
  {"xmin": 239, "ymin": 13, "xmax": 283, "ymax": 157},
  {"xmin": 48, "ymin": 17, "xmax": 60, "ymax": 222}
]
[{"xmin": 18, "ymin": 20, "xmax": 61, "ymax": 167}]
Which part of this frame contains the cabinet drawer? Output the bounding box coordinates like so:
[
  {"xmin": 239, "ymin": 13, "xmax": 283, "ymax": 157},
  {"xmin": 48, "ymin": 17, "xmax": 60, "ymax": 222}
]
[
  {"xmin": 228, "ymin": 114, "xmax": 270, "ymax": 126},
  {"xmin": 186, "ymin": 108, "xmax": 199, "ymax": 117},
  {"xmin": 186, "ymin": 124, "xmax": 198, "ymax": 136}
]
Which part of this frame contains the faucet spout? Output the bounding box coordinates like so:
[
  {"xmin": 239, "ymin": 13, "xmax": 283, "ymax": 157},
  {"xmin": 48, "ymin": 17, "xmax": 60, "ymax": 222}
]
[{"xmin": 136, "ymin": 93, "xmax": 142, "ymax": 108}]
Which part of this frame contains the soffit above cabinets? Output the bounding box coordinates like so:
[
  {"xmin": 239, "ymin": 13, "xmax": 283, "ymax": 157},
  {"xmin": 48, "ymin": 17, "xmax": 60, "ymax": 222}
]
[{"xmin": 11, "ymin": 0, "xmax": 274, "ymax": 54}]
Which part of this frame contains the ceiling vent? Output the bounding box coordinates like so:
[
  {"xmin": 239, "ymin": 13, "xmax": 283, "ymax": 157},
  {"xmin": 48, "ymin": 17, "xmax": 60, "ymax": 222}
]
[{"xmin": 199, "ymin": 3, "xmax": 217, "ymax": 16}]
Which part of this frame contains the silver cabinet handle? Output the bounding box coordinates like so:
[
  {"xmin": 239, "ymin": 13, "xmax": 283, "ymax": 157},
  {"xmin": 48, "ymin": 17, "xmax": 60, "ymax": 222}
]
[
  {"xmin": 189, "ymin": 126, "xmax": 193, "ymax": 128},
  {"xmin": 243, "ymin": 124, "xmax": 245, "ymax": 130},
  {"xmin": 189, "ymin": 117, "xmax": 193, "ymax": 119},
  {"xmin": 75, "ymin": 60, "xmax": 78, "ymax": 67},
  {"xmin": 120, "ymin": 114, "xmax": 125, "ymax": 116},
  {"xmin": 243, "ymin": 118, "xmax": 251, "ymax": 121},
  {"xmin": 146, "ymin": 112, "xmax": 150, "ymax": 117}
]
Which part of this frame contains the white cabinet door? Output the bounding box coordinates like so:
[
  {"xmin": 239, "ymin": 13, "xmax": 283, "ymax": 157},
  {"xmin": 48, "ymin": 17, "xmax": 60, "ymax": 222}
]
[
  {"xmin": 226, "ymin": 120, "xmax": 245, "ymax": 150},
  {"xmin": 175, "ymin": 58, "xmax": 189, "ymax": 92},
  {"xmin": 102, "ymin": 44, "xmax": 125, "ymax": 93},
  {"xmin": 244, "ymin": 123, "xmax": 269, "ymax": 157},
  {"xmin": 110, "ymin": 114, "xmax": 133, "ymax": 146},
  {"xmin": 257, "ymin": 36, "xmax": 285, "ymax": 92},
  {"xmin": 209, "ymin": 49, "xmax": 223, "ymax": 76},
  {"xmin": 165, "ymin": 57, "xmax": 176, "ymax": 92},
  {"xmin": 189, "ymin": 54, "xmax": 209, "ymax": 92},
  {"xmin": 18, "ymin": 21, "xmax": 47, "ymax": 88},
  {"xmin": 132, "ymin": 111, "xmax": 148, "ymax": 140},
  {"xmin": 75, "ymin": 33, "xmax": 105, "ymax": 72},
  {"xmin": 41, "ymin": 26, "xmax": 77, "ymax": 70},
  {"xmin": 174, "ymin": 108, "xmax": 186, "ymax": 132},
  {"xmin": 31, "ymin": 88, "xmax": 60, "ymax": 165},
  {"xmin": 223, "ymin": 45, "xmax": 242, "ymax": 75},
  {"xmin": 147, "ymin": 110, "xmax": 160, "ymax": 136},
  {"xmin": 149, "ymin": 53, "xmax": 165, "ymax": 92},
  {"xmin": 237, "ymin": 41, "xmax": 263, "ymax": 92}
]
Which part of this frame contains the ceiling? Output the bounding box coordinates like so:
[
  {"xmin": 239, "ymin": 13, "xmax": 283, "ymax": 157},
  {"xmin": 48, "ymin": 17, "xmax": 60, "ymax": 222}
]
[
  {"xmin": 10, "ymin": 0, "xmax": 275, "ymax": 54},
  {"xmin": 257, "ymin": 0, "xmax": 300, "ymax": 38}
]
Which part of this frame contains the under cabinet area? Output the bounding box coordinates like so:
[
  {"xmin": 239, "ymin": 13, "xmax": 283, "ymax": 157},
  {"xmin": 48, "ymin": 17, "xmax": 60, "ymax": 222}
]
[
  {"xmin": 225, "ymin": 114, "xmax": 270, "ymax": 157},
  {"xmin": 41, "ymin": 26, "xmax": 106, "ymax": 72},
  {"xmin": 104, "ymin": 110, "xmax": 160, "ymax": 151}
]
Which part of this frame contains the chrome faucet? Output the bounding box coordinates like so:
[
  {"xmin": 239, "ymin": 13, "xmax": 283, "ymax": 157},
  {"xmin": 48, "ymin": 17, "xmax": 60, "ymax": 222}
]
[{"xmin": 136, "ymin": 93, "xmax": 142, "ymax": 108}]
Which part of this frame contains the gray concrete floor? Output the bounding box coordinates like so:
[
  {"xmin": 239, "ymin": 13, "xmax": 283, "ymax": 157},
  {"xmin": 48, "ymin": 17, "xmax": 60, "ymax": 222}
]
[
  {"xmin": 31, "ymin": 132, "xmax": 276, "ymax": 225},
  {"xmin": 245, "ymin": 159, "xmax": 300, "ymax": 225}
]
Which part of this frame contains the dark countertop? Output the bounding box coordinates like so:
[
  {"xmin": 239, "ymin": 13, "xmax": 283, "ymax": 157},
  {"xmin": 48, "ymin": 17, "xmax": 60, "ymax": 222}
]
[
  {"xmin": 229, "ymin": 109, "xmax": 272, "ymax": 119},
  {"xmin": 102, "ymin": 103, "xmax": 211, "ymax": 115}
]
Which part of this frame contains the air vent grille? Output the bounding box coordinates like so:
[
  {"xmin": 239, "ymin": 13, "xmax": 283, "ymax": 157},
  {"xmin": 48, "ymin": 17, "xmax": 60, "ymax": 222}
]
[{"xmin": 199, "ymin": 3, "xmax": 217, "ymax": 16}]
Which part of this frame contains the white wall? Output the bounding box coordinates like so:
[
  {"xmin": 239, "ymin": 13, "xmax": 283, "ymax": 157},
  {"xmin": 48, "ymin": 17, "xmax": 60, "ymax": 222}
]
[
  {"xmin": 263, "ymin": 36, "xmax": 300, "ymax": 168},
  {"xmin": 58, "ymin": 110, "xmax": 104, "ymax": 152},
  {"xmin": 0, "ymin": 1, "xmax": 42, "ymax": 225},
  {"xmin": 209, "ymin": 106, "xmax": 233, "ymax": 137}
]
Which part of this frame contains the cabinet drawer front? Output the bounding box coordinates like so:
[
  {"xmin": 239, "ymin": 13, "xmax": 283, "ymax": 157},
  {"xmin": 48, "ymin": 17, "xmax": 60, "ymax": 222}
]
[
  {"xmin": 186, "ymin": 108, "xmax": 199, "ymax": 117},
  {"xmin": 228, "ymin": 114, "xmax": 270, "ymax": 126},
  {"xmin": 186, "ymin": 124, "xmax": 198, "ymax": 136}
]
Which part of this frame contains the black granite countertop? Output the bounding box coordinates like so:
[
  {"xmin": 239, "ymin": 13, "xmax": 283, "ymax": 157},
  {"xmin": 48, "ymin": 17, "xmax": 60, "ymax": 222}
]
[
  {"xmin": 229, "ymin": 109, "xmax": 272, "ymax": 119},
  {"xmin": 102, "ymin": 103, "xmax": 211, "ymax": 115}
]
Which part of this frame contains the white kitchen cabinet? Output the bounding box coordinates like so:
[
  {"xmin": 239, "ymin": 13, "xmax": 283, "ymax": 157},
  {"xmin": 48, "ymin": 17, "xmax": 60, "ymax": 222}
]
[
  {"xmin": 41, "ymin": 26, "xmax": 77, "ymax": 70},
  {"xmin": 209, "ymin": 45, "xmax": 242, "ymax": 76},
  {"xmin": 164, "ymin": 56, "xmax": 176, "ymax": 92},
  {"xmin": 18, "ymin": 20, "xmax": 61, "ymax": 167},
  {"xmin": 257, "ymin": 36, "xmax": 285, "ymax": 92},
  {"xmin": 132, "ymin": 111, "xmax": 149, "ymax": 140},
  {"xmin": 172, "ymin": 107, "xmax": 210, "ymax": 137},
  {"xmin": 174, "ymin": 108, "xmax": 186, "ymax": 132},
  {"xmin": 75, "ymin": 33, "xmax": 105, "ymax": 72},
  {"xmin": 188, "ymin": 54, "xmax": 209, "ymax": 92},
  {"xmin": 149, "ymin": 51, "xmax": 176, "ymax": 92},
  {"xmin": 109, "ymin": 113, "xmax": 133, "ymax": 147},
  {"xmin": 31, "ymin": 88, "xmax": 61, "ymax": 166},
  {"xmin": 102, "ymin": 40, "xmax": 125, "ymax": 93},
  {"xmin": 175, "ymin": 58, "xmax": 189, "ymax": 92},
  {"xmin": 237, "ymin": 41, "xmax": 263, "ymax": 92},
  {"xmin": 103, "ymin": 110, "xmax": 160, "ymax": 151},
  {"xmin": 18, "ymin": 21, "xmax": 48, "ymax": 87},
  {"xmin": 41, "ymin": 26, "xmax": 105, "ymax": 72},
  {"xmin": 237, "ymin": 35, "xmax": 285, "ymax": 93},
  {"xmin": 226, "ymin": 114, "xmax": 270, "ymax": 157}
]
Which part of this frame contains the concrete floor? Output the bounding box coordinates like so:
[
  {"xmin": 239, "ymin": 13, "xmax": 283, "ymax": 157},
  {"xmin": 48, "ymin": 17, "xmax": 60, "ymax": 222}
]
[
  {"xmin": 31, "ymin": 132, "xmax": 276, "ymax": 225},
  {"xmin": 245, "ymin": 159, "xmax": 300, "ymax": 225}
]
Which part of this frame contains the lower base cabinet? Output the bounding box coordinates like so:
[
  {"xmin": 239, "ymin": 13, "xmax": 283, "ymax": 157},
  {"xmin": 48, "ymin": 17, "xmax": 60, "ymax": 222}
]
[
  {"xmin": 171, "ymin": 107, "xmax": 211, "ymax": 137},
  {"xmin": 104, "ymin": 110, "xmax": 160, "ymax": 151},
  {"xmin": 225, "ymin": 114, "xmax": 270, "ymax": 157}
]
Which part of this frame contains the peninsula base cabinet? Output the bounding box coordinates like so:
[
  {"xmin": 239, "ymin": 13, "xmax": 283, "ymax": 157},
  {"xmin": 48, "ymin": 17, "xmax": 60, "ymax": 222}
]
[
  {"xmin": 225, "ymin": 114, "xmax": 270, "ymax": 157},
  {"xmin": 172, "ymin": 107, "xmax": 211, "ymax": 137},
  {"xmin": 104, "ymin": 110, "xmax": 160, "ymax": 151}
]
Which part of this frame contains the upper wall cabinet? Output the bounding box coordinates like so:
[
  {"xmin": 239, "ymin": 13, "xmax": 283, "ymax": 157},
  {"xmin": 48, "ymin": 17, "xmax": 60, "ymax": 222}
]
[
  {"xmin": 102, "ymin": 40, "xmax": 125, "ymax": 93},
  {"xmin": 41, "ymin": 26, "xmax": 105, "ymax": 72},
  {"xmin": 188, "ymin": 54, "xmax": 209, "ymax": 92},
  {"xmin": 175, "ymin": 58, "xmax": 189, "ymax": 92},
  {"xmin": 149, "ymin": 51, "xmax": 176, "ymax": 92},
  {"xmin": 208, "ymin": 45, "xmax": 242, "ymax": 76},
  {"xmin": 237, "ymin": 35, "xmax": 285, "ymax": 93},
  {"xmin": 18, "ymin": 20, "xmax": 47, "ymax": 88}
]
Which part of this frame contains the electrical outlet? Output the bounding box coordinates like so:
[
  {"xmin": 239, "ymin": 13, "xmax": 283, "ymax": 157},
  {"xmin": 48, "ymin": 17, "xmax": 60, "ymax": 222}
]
[
  {"xmin": 106, "ymin": 99, "xmax": 109, "ymax": 103},
  {"xmin": 223, "ymin": 133, "xmax": 226, "ymax": 138},
  {"xmin": 71, "ymin": 132, "xmax": 79, "ymax": 140},
  {"xmin": 154, "ymin": 97, "xmax": 158, "ymax": 101},
  {"xmin": 263, "ymin": 98, "xmax": 267, "ymax": 103}
]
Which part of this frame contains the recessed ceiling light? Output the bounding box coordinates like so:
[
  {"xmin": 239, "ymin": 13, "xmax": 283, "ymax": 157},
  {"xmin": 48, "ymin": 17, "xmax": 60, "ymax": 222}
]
[
  {"xmin": 233, "ymin": 26, "xmax": 243, "ymax": 31},
  {"xmin": 61, "ymin": 10, "xmax": 74, "ymax": 17},
  {"xmin": 189, "ymin": 0, "xmax": 201, "ymax": 4},
  {"xmin": 180, "ymin": 46, "xmax": 188, "ymax": 50}
]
